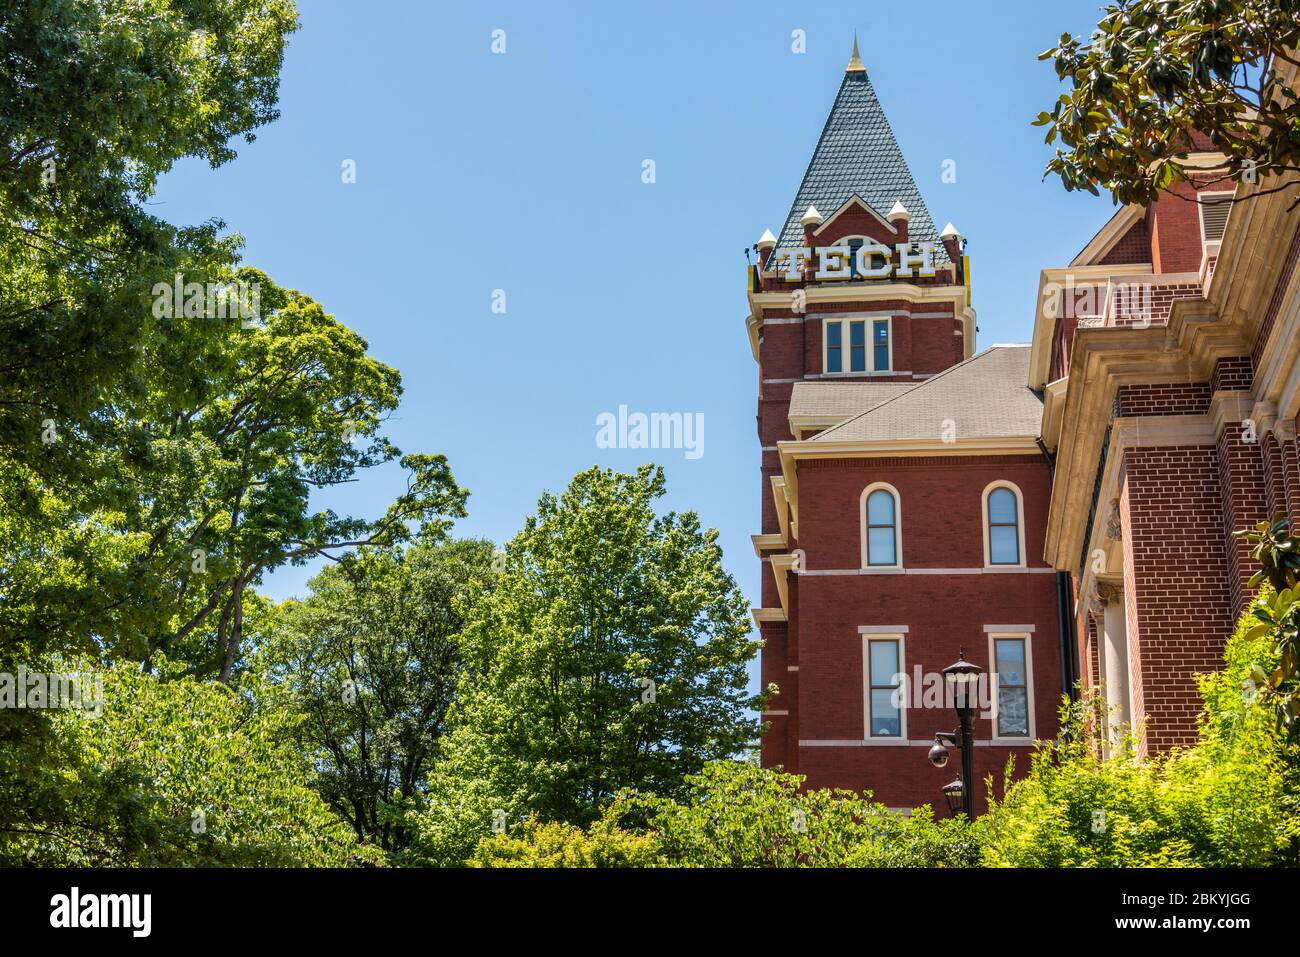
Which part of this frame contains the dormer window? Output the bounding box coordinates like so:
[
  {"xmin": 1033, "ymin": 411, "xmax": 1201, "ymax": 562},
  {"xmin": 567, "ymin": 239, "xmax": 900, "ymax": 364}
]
[{"xmin": 824, "ymin": 317, "xmax": 891, "ymax": 374}]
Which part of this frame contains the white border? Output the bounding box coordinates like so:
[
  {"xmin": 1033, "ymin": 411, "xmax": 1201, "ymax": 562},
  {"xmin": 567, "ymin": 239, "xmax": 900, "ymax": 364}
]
[
  {"xmin": 860, "ymin": 482, "xmax": 903, "ymax": 569},
  {"xmin": 987, "ymin": 630, "xmax": 1036, "ymax": 743},
  {"xmin": 822, "ymin": 316, "xmax": 893, "ymax": 375},
  {"xmin": 982, "ymin": 480, "xmax": 1027, "ymax": 568},
  {"xmin": 863, "ymin": 632, "xmax": 907, "ymax": 740}
]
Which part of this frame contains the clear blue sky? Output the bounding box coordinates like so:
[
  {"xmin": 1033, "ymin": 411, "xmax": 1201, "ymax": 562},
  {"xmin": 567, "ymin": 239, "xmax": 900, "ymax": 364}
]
[{"xmin": 154, "ymin": 0, "xmax": 1118, "ymax": 690}]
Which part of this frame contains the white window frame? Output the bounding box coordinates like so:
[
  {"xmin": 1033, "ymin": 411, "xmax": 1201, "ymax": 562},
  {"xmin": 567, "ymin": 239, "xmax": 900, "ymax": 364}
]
[
  {"xmin": 860, "ymin": 482, "xmax": 903, "ymax": 570},
  {"xmin": 987, "ymin": 630, "xmax": 1036, "ymax": 743},
  {"xmin": 823, "ymin": 316, "xmax": 892, "ymax": 375},
  {"xmin": 868, "ymin": 316, "xmax": 893, "ymax": 373},
  {"xmin": 863, "ymin": 632, "xmax": 907, "ymax": 740},
  {"xmin": 981, "ymin": 480, "xmax": 1026, "ymax": 568}
]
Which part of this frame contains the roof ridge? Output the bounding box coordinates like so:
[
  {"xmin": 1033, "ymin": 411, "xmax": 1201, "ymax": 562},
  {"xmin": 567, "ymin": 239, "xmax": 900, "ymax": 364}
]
[{"xmin": 811, "ymin": 348, "xmax": 1004, "ymax": 442}]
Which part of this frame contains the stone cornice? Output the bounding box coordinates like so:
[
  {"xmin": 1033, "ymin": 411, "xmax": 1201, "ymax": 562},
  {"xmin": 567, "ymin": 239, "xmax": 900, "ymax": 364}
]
[
  {"xmin": 1043, "ymin": 313, "xmax": 1240, "ymax": 570},
  {"xmin": 1027, "ymin": 263, "xmax": 1155, "ymax": 391}
]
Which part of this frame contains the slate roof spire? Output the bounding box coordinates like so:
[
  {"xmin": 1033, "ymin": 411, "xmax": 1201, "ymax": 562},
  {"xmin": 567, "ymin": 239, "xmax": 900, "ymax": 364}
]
[{"xmin": 774, "ymin": 40, "xmax": 946, "ymax": 261}]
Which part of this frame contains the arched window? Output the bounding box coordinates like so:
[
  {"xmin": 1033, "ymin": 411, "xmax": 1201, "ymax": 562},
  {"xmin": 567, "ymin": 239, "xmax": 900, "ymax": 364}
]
[
  {"xmin": 860, "ymin": 483, "xmax": 901, "ymax": 568},
  {"xmin": 983, "ymin": 482, "xmax": 1025, "ymax": 567}
]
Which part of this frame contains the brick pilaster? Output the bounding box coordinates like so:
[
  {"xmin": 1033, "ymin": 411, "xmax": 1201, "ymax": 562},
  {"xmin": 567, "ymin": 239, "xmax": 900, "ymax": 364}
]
[{"xmin": 1120, "ymin": 447, "xmax": 1235, "ymax": 754}]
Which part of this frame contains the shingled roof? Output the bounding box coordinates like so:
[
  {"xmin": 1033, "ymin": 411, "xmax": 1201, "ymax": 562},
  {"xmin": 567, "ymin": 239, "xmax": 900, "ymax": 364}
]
[
  {"xmin": 810, "ymin": 346, "xmax": 1041, "ymax": 443},
  {"xmin": 775, "ymin": 45, "xmax": 948, "ymax": 262},
  {"xmin": 788, "ymin": 380, "xmax": 916, "ymax": 421}
]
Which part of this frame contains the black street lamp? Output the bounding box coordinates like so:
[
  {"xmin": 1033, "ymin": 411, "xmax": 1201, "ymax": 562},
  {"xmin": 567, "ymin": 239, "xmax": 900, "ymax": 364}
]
[{"xmin": 926, "ymin": 648, "xmax": 983, "ymax": 817}]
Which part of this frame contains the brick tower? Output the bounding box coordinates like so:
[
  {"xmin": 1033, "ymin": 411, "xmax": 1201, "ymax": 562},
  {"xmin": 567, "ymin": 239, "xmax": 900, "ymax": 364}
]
[{"xmin": 747, "ymin": 40, "xmax": 1065, "ymax": 812}]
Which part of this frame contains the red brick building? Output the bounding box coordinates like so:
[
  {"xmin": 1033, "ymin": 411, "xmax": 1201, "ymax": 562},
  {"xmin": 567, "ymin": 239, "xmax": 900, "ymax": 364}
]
[
  {"xmin": 1032, "ymin": 55, "xmax": 1300, "ymax": 758},
  {"xmin": 750, "ymin": 44, "xmax": 1300, "ymax": 809},
  {"xmin": 747, "ymin": 43, "xmax": 1066, "ymax": 812}
]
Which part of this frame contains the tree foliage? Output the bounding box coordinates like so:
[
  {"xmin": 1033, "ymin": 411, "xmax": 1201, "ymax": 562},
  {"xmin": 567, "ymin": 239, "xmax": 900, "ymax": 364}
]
[
  {"xmin": 0, "ymin": 0, "xmax": 474, "ymax": 867},
  {"xmin": 411, "ymin": 465, "xmax": 766, "ymax": 865},
  {"xmin": 261, "ymin": 539, "xmax": 495, "ymax": 854},
  {"xmin": 1033, "ymin": 0, "xmax": 1300, "ymax": 205},
  {"xmin": 979, "ymin": 604, "xmax": 1300, "ymax": 867},
  {"xmin": 1238, "ymin": 514, "xmax": 1300, "ymax": 733},
  {"xmin": 1, "ymin": 0, "xmax": 299, "ymax": 467},
  {"xmin": 1, "ymin": 660, "xmax": 379, "ymax": 866},
  {"xmin": 469, "ymin": 762, "xmax": 977, "ymax": 868}
]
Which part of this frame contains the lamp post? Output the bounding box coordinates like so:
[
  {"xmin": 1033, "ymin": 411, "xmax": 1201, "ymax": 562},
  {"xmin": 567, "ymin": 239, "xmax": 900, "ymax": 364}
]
[{"xmin": 926, "ymin": 648, "xmax": 983, "ymax": 817}]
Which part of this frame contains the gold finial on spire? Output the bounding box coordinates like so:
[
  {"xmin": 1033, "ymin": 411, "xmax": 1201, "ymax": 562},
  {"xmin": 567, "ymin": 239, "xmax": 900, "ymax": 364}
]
[{"xmin": 846, "ymin": 31, "xmax": 865, "ymax": 73}]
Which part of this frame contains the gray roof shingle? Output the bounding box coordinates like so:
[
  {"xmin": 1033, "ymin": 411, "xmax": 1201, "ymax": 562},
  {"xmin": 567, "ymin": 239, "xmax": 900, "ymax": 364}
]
[
  {"xmin": 810, "ymin": 347, "xmax": 1041, "ymax": 443},
  {"xmin": 789, "ymin": 380, "xmax": 917, "ymax": 421},
  {"xmin": 776, "ymin": 69, "xmax": 949, "ymax": 263}
]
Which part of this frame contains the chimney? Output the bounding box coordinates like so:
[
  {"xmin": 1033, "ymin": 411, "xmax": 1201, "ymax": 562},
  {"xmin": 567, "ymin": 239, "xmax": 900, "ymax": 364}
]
[
  {"xmin": 887, "ymin": 200, "xmax": 911, "ymax": 245},
  {"xmin": 940, "ymin": 222, "xmax": 963, "ymax": 281},
  {"xmin": 756, "ymin": 228, "xmax": 777, "ymax": 271}
]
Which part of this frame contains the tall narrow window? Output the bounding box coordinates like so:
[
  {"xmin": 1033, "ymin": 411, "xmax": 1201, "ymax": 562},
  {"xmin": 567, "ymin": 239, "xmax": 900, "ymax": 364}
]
[
  {"xmin": 873, "ymin": 319, "xmax": 890, "ymax": 371},
  {"xmin": 826, "ymin": 321, "xmax": 842, "ymax": 373},
  {"xmin": 994, "ymin": 638, "xmax": 1029, "ymax": 737},
  {"xmin": 865, "ymin": 487, "xmax": 898, "ymax": 566},
  {"xmin": 849, "ymin": 320, "xmax": 866, "ymax": 372},
  {"xmin": 868, "ymin": 638, "xmax": 902, "ymax": 737},
  {"xmin": 986, "ymin": 486, "xmax": 1021, "ymax": 565}
]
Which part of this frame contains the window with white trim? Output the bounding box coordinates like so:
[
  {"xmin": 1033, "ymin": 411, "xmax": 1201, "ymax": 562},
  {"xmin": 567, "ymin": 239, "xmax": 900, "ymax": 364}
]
[
  {"xmin": 860, "ymin": 483, "xmax": 901, "ymax": 568},
  {"xmin": 991, "ymin": 635, "xmax": 1031, "ymax": 739},
  {"xmin": 865, "ymin": 636, "xmax": 904, "ymax": 738},
  {"xmin": 982, "ymin": 481, "xmax": 1025, "ymax": 567},
  {"xmin": 824, "ymin": 317, "xmax": 890, "ymax": 374}
]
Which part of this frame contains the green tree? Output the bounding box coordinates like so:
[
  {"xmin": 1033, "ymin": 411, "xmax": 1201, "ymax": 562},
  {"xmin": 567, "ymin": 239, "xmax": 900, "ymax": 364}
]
[
  {"xmin": 261, "ymin": 539, "xmax": 495, "ymax": 855},
  {"xmin": 1, "ymin": 0, "xmax": 299, "ymax": 459},
  {"xmin": 1239, "ymin": 514, "xmax": 1300, "ymax": 733},
  {"xmin": 1033, "ymin": 0, "xmax": 1300, "ymax": 205},
  {"xmin": 1, "ymin": 270, "xmax": 468, "ymax": 680},
  {"xmin": 412, "ymin": 465, "xmax": 765, "ymax": 865},
  {"xmin": 0, "ymin": 658, "xmax": 378, "ymax": 866}
]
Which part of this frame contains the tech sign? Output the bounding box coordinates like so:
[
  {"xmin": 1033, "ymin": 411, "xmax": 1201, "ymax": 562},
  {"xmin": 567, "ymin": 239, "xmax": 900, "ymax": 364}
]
[{"xmin": 769, "ymin": 241, "xmax": 938, "ymax": 281}]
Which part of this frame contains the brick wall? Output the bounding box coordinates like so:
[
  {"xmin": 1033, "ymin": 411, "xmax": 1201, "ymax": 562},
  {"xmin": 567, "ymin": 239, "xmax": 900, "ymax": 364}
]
[
  {"xmin": 1119, "ymin": 447, "xmax": 1235, "ymax": 753},
  {"xmin": 788, "ymin": 454, "xmax": 1061, "ymax": 812},
  {"xmin": 1262, "ymin": 432, "xmax": 1286, "ymax": 520},
  {"xmin": 1147, "ymin": 178, "xmax": 1214, "ymax": 275},
  {"xmin": 1114, "ymin": 383, "xmax": 1211, "ymax": 417},
  {"xmin": 1098, "ymin": 218, "xmax": 1151, "ymax": 265},
  {"xmin": 1216, "ymin": 424, "xmax": 1267, "ymax": 616},
  {"xmin": 1211, "ymin": 356, "xmax": 1253, "ymax": 393},
  {"xmin": 1282, "ymin": 430, "xmax": 1300, "ymax": 532}
]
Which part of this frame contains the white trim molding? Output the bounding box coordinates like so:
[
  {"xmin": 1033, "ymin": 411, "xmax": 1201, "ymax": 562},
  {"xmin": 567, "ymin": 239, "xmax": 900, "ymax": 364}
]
[
  {"xmin": 987, "ymin": 630, "xmax": 1036, "ymax": 744},
  {"xmin": 860, "ymin": 482, "xmax": 903, "ymax": 570},
  {"xmin": 822, "ymin": 315, "xmax": 893, "ymax": 375},
  {"xmin": 862, "ymin": 632, "xmax": 907, "ymax": 741}
]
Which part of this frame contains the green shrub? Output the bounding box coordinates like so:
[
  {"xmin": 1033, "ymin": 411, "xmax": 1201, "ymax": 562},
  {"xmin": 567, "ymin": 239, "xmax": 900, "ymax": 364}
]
[
  {"xmin": 469, "ymin": 812, "xmax": 664, "ymax": 868},
  {"xmin": 467, "ymin": 761, "xmax": 977, "ymax": 868},
  {"xmin": 979, "ymin": 602, "xmax": 1300, "ymax": 867},
  {"xmin": 3, "ymin": 660, "xmax": 381, "ymax": 867}
]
